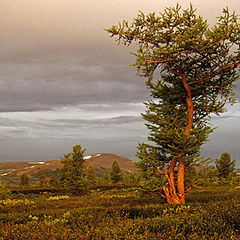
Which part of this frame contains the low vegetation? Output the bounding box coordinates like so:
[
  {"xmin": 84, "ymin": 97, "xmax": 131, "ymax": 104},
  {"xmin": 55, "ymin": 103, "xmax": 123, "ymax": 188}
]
[{"xmin": 0, "ymin": 185, "xmax": 239, "ymax": 239}]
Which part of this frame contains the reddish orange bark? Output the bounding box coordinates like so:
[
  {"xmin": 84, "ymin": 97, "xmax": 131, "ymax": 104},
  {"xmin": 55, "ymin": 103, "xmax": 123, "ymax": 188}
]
[
  {"xmin": 177, "ymin": 159, "xmax": 186, "ymax": 204},
  {"xmin": 182, "ymin": 74, "xmax": 194, "ymax": 137},
  {"xmin": 162, "ymin": 72, "xmax": 193, "ymax": 204}
]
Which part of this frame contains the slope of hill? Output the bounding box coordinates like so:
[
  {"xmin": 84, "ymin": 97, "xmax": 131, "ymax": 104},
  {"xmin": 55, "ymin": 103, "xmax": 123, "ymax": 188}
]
[
  {"xmin": 85, "ymin": 153, "xmax": 136, "ymax": 172},
  {"xmin": 0, "ymin": 153, "xmax": 136, "ymax": 186}
]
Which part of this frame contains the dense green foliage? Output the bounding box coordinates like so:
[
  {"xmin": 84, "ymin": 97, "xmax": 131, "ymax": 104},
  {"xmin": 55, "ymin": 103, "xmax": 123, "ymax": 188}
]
[
  {"xmin": 0, "ymin": 185, "xmax": 239, "ymax": 239},
  {"xmin": 59, "ymin": 144, "xmax": 87, "ymax": 193},
  {"xmin": 215, "ymin": 152, "xmax": 236, "ymax": 179}
]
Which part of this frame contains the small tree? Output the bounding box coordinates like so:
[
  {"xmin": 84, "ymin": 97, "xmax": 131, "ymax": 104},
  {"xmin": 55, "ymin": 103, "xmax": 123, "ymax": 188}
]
[
  {"xmin": 184, "ymin": 166, "xmax": 198, "ymax": 186},
  {"xmin": 48, "ymin": 175, "xmax": 59, "ymax": 188},
  {"xmin": 20, "ymin": 173, "xmax": 29, "ymax": 187},
  {"xmin": 107, "ymin": 4, "xmax": 240, "ymax": 204},
  {"xmin": 59, "ymin": 144, "xmax": 87, "ymax": 193},
  {"xmin": 101, "ymin": 169, "xmax": 111, "ymax": 185},
  {"xmin": 215, "ymin": 152, "xmax": 235, "ymax": 179},
  {"xmin": 86, "ymin": 165, "xmax": 97, "ymax": 187},
  {"xmin": 111, "ymin": 160, "xmax": 122, "ymax": 184},
  {"xmin": 37, "ymin": 168, "xmax": 48, "ymax": 187},
  {"xmin": 197, "ymin": 165, "xmax": 218, "ymax": 185},
  {"xmin": 0, "ymin": 175, "xmax": 9, "ymax": 198},
  {"xmin": 122, "ymin": 170, "xmax": 141, "ymax": 186}
]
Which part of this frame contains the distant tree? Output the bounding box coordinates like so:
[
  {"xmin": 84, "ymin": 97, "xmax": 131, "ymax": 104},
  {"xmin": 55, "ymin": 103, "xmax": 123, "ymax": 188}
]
[
  {"xmin": 111, "ymin": 160, "xmax": 122, "ymax": 184},
  {"xmin": 197, "ymin": 165, "xmax": 218, "ymax": 185},
  {"xmin": 0, "ymin": 175, "xmax": 9, "ymax": 198},
  {"xmin": 37, "ymin": 168, "xmax": 48, "ymax": 187},
  {"xmin": 215, "ymin": 152, "xmax": 235, "ymax": 179},
  {"xmin": 48, "ymin": 175, "xmax": 59, "ymax": 188},
  {"xmin": 101, "ymin": 169, "xmax": 111, "ymax": 185},
  {"xmin": 59, "ymin": 144, "xmax": 87, "ymax": 193},
  {"xmin": 122, "ymin": 170, "xmax": 141, "ymax": 186},
  {"xmin": 20, "ymin": 173, "xmax": 29, "ymax": 187},
  {"xmin": 107, "ymin": 4, "xmax": 240, "ymax": 204},
  {"xmin": 86, "ymin": 165, "xmax": 97, "ymax": 186}
]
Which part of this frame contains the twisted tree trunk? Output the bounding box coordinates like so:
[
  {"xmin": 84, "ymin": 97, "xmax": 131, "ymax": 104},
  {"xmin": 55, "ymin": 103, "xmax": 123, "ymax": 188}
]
[
  {"xmin": 163, "ymin": 157, "xmax": 186, "ymax": 204},
  {"xmin": 163, "ymin": 73, "xmax": 193, "ymax": 204}
]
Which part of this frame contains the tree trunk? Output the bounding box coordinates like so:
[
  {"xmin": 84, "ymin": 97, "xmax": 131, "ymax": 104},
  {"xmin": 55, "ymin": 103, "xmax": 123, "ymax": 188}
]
[
  {"xmin": 182, "ymin": 74, "xmax": 194, "ymax": 136},
  {"xmin": 162, "ymin": 74, "xmax": 193, "ymax": 204},
  {"xmin": 163, "ymin": 185, "xmax": 182, "ymax": 204},
  {"xmin": 177, "ymin": 159, "xmax": 186, "ymax": 204},
  {"xmin": 162, "ymin": 156, "xmax": 185, "ymax": 204}
]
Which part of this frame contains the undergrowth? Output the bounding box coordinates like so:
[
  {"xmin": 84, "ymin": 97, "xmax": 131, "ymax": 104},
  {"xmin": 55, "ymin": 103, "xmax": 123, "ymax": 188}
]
[{"xmin": 0, "ymin": 185, "xmax": 239, "ymax": 239}]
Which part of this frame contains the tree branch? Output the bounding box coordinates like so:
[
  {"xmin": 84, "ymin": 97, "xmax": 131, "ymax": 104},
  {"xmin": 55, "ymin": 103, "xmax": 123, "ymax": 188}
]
[
  {"xmin": 184, "ymin": 184, "xmax": 192, "ymax": 193},
  {"xmin": 118, "ymin": 32, "xmax": 160, "ymax": 47},
  {"xmin": 166, "ymin": 63, "xmax": 185, "ymax": 76},
  {"xmin": 189, "ymin": 60, "xmax": 240, "ymax": 85}
]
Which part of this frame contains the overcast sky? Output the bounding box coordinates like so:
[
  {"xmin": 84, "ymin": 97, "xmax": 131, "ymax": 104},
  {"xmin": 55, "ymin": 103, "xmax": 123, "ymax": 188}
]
[{"xmin": 0, "ymin": 0, "xmax": 239, "ymax": 167}]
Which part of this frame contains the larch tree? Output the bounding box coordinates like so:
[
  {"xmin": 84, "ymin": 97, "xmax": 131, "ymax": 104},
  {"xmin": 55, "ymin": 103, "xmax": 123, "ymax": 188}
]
[
  {"xmin": 59, "ymin": 144, "xmax": 87, "ymax": 193},
  {"xmin": 102, "ymin": 169, "xmax": 111, "ymax": 185},
  {"xmin": 0, "ymin": 175, "xmax": 9, "ymax": 197},
  {"xmin": 86, "ymin": 165, "xmax": 97, "ymax": 186},
  {"xmin": 106, "ymin": 4, "xmax": 240, "ymax": 204},
  {"xmin": 37, "ymin": 168, "xmax": 48, "ymax": 187},
  {"xmin": 20, "ymin": 173, "xmax": 29, "ymax": 187},
  {"xmin": 215, "ymin": 152, "xmax": 236, "ymax": 179},
  {"xmin": 111, "ymin": 160, "xmax": 122, "ymax": 184}
]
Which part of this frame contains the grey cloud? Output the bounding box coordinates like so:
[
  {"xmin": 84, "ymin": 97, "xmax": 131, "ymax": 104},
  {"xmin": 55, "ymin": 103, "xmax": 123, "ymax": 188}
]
[
  {"xmin": 0, "ymin": 116, "xmax": 147, "ymax": 161},
  {"xmin": 0, "ymin": 115, "xmax": 142, "ymax": 130},
  {"xmin": 46, "ymin": 116, "xmax": 142, "ymax": 128},
  {"xmin": 0, "ymin": 54, "xmax": 147, "ymax": 113}
]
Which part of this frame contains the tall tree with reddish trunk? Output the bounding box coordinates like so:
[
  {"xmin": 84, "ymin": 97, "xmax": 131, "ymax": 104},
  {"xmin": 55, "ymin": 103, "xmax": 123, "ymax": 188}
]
[{"xmin": 106, "ymin": 4, "xmax": 240, "ymax": 204}]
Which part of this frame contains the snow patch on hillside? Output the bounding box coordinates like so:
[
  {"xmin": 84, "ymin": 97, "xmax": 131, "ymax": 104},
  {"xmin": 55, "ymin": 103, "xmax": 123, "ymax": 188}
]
[
  {"xmin": 84, "ymin": 156, "xmax": 92, "ymax": 160},
  {"xmin": 28, "ymin": 161, "xmax": 46, "ymax": 165}
]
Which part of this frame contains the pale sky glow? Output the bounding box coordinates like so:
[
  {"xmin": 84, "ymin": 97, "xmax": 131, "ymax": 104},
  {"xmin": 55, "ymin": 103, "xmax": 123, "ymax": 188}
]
[{"xmin": 0, "ymin": 0, "xmax": 239, "ymax": 166}]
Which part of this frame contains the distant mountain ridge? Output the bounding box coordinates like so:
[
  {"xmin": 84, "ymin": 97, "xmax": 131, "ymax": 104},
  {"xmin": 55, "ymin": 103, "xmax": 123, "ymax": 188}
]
[{"xmin": 0, "ymin": 153, "xmax": 136, "ymax": 186}]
